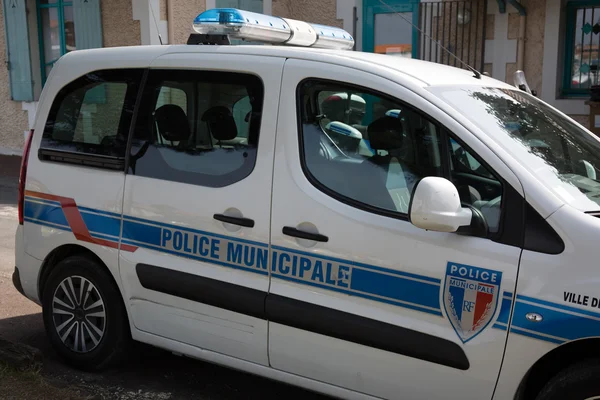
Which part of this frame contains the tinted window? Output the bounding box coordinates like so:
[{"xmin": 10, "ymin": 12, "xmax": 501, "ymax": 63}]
[
  {"xmin": 298, "ymin": 79, "xmax": 502, "ymax": 233},
  {"xmin": 156, "ymin": 85, "xmax": 188, "ymax": 115},
  {"xmin": 232, "ymin": 96, "xmax": 252, "ymax": 138},
  {"xmin": 41, "ymin": 69, "xmax": 143, "ymax": 158},
  {"xmin": 129, "ymin": 70, "xmax": 264, "ymax": 188}
]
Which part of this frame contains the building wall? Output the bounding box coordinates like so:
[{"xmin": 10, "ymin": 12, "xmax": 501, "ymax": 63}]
[
  {"xmin": 170, "ymin": 0, "xmax": 206, "ymax": 44},
  {"xmin": 523, "ymin": 0, "xmax": 545, "ymax": 96},
  {"xmin": 102, "ymin": 0, "xmax": 141, "ymax": 47},
  {"xmin": 484, "ymin": 0, "xmax": 517, "ymax": 83},
  {"xmin": 0, "ymin": 0, "xmax": 29, "ymax": 153},
  {"xmin": 273, "ymin": 0, "xmax": 343, "ymax": 27}
]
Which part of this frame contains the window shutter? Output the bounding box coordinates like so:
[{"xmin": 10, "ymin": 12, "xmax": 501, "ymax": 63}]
[
  {"xmin": 73, "ymin": 0, "xmax": 105, "ymax": 103},
  {"xmin": 3, "ymin": 0, "xmax": 34, "ymax": 101},
  {"xmin": 73, "ymin": 0, "xmax": 103, "ymax": 50}
]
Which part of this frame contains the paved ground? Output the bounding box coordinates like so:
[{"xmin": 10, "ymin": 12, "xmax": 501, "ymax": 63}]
[{"xmin": 0, "ymin": 155, "xmax": 328, "ymax": 400}]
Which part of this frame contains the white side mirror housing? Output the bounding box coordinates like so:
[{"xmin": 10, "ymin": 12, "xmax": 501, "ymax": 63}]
[
  {"xmin": 583, "ymin": 160, "xmax": 597, "ymax": 180},
  {"xmin": 409, "ymin": 177, "xmax": 473, "ymax": 232}
]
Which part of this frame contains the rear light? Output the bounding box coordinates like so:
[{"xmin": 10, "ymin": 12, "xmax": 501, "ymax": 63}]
[{"xmin": 18, "ymin": 129, "xmax": 34, "ymax": 225}]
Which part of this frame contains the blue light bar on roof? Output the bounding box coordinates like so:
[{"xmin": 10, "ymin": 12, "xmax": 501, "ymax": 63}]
[{"xmin": 192, "ymin": 8, "xmax": 354, "ymax": 50}]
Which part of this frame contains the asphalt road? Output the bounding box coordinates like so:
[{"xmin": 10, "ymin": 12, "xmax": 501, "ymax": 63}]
[{"xmin": 0, "ymin": 155, "xmax": 329, "ymax": 400}]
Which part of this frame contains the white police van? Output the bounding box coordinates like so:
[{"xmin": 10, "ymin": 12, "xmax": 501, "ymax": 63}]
[{"xmin": 12, "ymin": 7, "xmax": 600, "ymax": 400}]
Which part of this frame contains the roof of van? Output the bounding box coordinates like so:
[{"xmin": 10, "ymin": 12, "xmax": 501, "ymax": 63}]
[{"xmin": 57, "ymin": 44, "xmax": 513, "ymax": 89}]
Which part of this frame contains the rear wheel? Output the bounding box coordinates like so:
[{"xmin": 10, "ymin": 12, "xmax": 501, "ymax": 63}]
[
  {"xmin": 42, "ymin": 255, "xmax": 130, "ymax": 371},
  {"xmin": 535, "ymin": 360, "xmax": 600, "ymax": 400}
]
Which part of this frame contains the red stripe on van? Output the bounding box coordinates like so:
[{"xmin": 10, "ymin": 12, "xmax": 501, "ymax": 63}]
[{"xmin": 25, "ymin": 190, "xmax": 137, "ymax": 252}]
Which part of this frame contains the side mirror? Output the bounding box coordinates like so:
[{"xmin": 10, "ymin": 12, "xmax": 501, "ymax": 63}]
[
  {"xmin": 582, "ymin": 160, "xmax": 597, "ymax": 180},
  {"xmin": 408, "ymin": 177, "xmax": 487, "ymax": 236},
  {"xmin": 514, "ymin": 70, "xmax": 532, "ymax": 95}
]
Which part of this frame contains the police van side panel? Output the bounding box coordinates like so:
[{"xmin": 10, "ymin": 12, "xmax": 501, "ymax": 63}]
[
  {"xmin": 21, "ymin": 48, "xmax": 163, "ymax": 271},
  {"xmin": 21, "ymin": 57, "xmax": 142, "ymax": 295},
  {"xmin": 493, "ymin": 204, "xmax": 600, "ymax": 400},
  {"xmin": 268, "ymin": 58, "xmax": 525, "ymax": 400},
  {"xmin": 117, "ymin": 53, "xmax": 285, "ymax": 367},
  {"xmin": 19, "ymin": 48, "xmax": 167, "ymax": 366}
]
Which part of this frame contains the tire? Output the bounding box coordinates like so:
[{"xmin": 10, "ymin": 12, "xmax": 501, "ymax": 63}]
[
  {"xmin": 42, "ymin": 255, "xmax": 130, "ymax": 371},
  {"xmin": 535, "ymin": 360, "xmax": 600, "ymax": 400}
]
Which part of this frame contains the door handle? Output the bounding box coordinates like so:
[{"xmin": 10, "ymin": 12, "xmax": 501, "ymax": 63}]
[
  {"xmin": 213, "ymin": 214, "xmax": 255, "ymax": 228},
  {"xmin": 282, "ymin": 226, "xmax": 328, "ymax": 242}
]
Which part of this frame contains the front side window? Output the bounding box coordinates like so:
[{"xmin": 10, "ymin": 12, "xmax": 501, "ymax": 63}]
[
  {"xmin": 41, "ymin": 68, "xmax": 143, "ymax": 159},
  {"xmin": 129, "ymin": 70, "xmax": 264, "ymax": 188},
  {"xmin": 447, "ymin": 136, "xmax": 502, "ymax": 232},
  {"xmin": 298, "ymin": 79, "xmax": 503, "ymax": 233},
  {"xmin": 429, "ymin": 85, "xmax": 600, "ymax": 212}
]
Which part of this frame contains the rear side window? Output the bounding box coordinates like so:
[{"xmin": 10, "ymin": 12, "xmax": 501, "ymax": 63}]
[
  {"xmin": 128, "ymin": 70, "xmax": 264, "ymax": 188},
  {"xmin": 40, "ymin": 69, "xmax": 144, "ymax": 161}
]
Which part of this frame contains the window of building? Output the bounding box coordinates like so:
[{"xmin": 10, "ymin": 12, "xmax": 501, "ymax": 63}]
[
  {"xmin": 128, "ymin": 70, "xmax": 264, "ymax": 188},
  {"xmin": 40, "ymin": 69, "xmax": 144, "ymax": 161},
  {"xmin": 37, "ymin": 0, "xmax": 77, "ymax": 85},
  {"xmin": 297, "ymin": 79, "xmax": 502, "ymax": 233},
  {"xmin": 563, "ymin": 1, "xmax": 600, "ymax": 96},
  {"xmin": 4, "ymin": 0, "xmax": 101, "ymax": 101}
]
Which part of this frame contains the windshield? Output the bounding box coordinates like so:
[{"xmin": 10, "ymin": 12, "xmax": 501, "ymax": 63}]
[{"xmin": 428, "ymin": 86, "xmax": 600, "ymax": 211}]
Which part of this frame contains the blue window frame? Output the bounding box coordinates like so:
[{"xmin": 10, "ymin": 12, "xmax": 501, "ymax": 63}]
[
  {"xmin": 363, "ymin": 0, "xmax": 420, "ymax": 58},
  {"xmin": 362, "ymin": 0, "xmax": 419, "ymax": 122},
  {"xmin": 37, "ymin": 0, "xmax": 76, "ymax": 85},
  {"xmin": 563, "ymin": 1, "xmax": 600, "ymax": 97}
]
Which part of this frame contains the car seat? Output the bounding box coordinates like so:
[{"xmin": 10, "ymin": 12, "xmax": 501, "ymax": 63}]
[
  {"xmin": 365, "ymin": 115, "xmax": 419, "ymax": 213},
  {"xmin": 154, "ymin": 104, "xmax": 192, "ymax": 148},
  {"xmin": 201, "ymin": 106, "xmax": 239, "ymax": 148}
]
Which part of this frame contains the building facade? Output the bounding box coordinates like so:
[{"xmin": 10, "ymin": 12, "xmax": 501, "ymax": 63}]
[{"xmin": 0, "ymin": 0, "xmax": 596, "ymax": 153}]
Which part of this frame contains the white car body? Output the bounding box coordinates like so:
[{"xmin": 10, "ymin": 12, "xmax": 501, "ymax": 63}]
[{"xmin": 13, "ymin": 41, "xmax": 600, "ymax": 400}]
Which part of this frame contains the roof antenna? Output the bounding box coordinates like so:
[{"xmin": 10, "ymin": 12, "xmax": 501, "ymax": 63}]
[
  {"xmin": 376, "ymin": 0, "xmax": 482, "ymax": 79},
  {"xmin": 149, "ymin": 1, "xmax": 164, "ymax": 45}
]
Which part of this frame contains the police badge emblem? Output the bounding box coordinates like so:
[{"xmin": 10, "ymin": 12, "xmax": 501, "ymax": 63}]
[{"xmin": 443, "ymin": 262, "xmax": 502, "ymax": 343}]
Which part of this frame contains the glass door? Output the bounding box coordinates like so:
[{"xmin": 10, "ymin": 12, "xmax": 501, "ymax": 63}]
[
  {"xmin": 37, "ymin": 0, "xmax": 76, "ymax": 85},
  {"xmin": 363, "ymin": 0, "xmax": 420, "ymax": 58}
]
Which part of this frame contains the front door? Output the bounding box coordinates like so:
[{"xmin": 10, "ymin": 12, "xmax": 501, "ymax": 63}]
[
  {"xmin": 118, "ymin": 53, "xmax": 284, "ymax": 366},
  {"xmin": 363, "ymin": 0, "xmax": 419, "ymax": 58},
  {"xmin": 267, "ymin": 59, "xmax": 522, "ymax": 399}
]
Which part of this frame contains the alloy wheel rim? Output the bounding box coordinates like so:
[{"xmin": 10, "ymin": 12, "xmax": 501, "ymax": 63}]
[{"xmin": 52, "ymin": 276, "xmax": 106, "ymax": 353}]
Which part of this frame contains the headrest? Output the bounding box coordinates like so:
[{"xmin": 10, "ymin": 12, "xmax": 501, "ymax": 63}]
[
  {"xmin": 325, "ymin": 121, "xmax": 362, "ymax": 140},
  {"xmin": 367, "ymin": 116, "xmax": 404, "ymax": 151},
  {"xmin": 154, "ymin": 104, "xmax": 191, "ymax": 142},
  {"xmin": 201, "ymin": 106, "xmax": 238, "ymax": 141}
]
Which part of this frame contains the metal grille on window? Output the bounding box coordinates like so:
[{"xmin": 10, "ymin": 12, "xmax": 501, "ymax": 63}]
[
  {"xmin": 571, "ymin": 6, "xmax": 600, "ymax": 91},
  {"xmin": 418, "ymin": 0, "xmax": 487, "ymax": 71}
]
